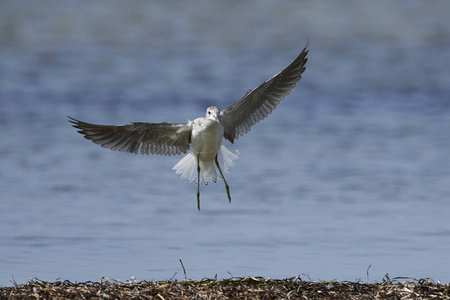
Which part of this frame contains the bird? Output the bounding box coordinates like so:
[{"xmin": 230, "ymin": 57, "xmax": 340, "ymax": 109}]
[{"xmin": 69, "ymin": 43, "xmax": 308, "ymax": 210}]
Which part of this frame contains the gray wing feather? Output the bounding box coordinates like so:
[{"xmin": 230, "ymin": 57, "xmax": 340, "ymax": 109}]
[
  {"xmin": 69, "ymin": 117, "xmax": 192, "ymax": 156},
  {"xmin": 220, "ymin": 44, "xmax": 309, "ymax": 143}
]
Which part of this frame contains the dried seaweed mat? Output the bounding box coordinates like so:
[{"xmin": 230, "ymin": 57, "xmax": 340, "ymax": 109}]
[{"xmin": 1, "ymin": 276, "xmax": 449, "ymax": 299}]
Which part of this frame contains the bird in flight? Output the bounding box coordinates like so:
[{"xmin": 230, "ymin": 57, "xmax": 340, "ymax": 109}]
[{"xmin": 69, "ymin": 44, "xmax": 308, "ymax": 210}]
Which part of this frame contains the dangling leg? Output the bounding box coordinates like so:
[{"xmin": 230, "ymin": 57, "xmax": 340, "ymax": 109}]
[
  {"xmin": 197, "ymin": 154, "xmax": 201, "ymax": 211},
  {"xmin": 215, "ymin": 154, "xmax": 231, "ymax": 203}
]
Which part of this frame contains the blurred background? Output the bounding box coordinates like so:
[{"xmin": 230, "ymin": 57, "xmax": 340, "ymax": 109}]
[{"xmin": 1, "ymin": 1, "xmax": 450, "ymax": 286}]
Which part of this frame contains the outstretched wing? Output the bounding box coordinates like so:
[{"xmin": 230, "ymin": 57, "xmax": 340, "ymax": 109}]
[
  {"xmin": 220, "ymin": 44, "xmax": 309, "ymax": 143},
  {"xmin": 69, "ymin": 117, "xmax": 192, "ymax": 156}
]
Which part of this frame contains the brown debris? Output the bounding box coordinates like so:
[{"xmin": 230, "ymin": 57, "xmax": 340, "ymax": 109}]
[{"xmin": 1, "ymin": 276, "xmax": 449, "ymax": 299}]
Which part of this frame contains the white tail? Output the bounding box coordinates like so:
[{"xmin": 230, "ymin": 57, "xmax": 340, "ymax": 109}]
[{"xmin": 173, "ymin": 145, "xmax": 239, "ymax": 185}]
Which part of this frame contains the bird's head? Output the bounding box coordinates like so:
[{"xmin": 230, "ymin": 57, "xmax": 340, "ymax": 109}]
[{"xmin": 206, "ymin": 106, "xmax": 220, "ymax": 121}]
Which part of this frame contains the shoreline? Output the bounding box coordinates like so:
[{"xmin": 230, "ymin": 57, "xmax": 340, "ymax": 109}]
[{"xmin": 2, "ymin": 276, "xmax": 449, "ymax": 299}]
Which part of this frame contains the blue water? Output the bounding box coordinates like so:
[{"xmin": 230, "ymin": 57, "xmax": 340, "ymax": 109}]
[{"xmin": 1, "ymin": 1, "xmax": 450, "ymax": 286}]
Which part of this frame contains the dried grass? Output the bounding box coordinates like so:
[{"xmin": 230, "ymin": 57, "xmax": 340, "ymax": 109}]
[{"xmin": 1, "ymin": 275, "xmax": 449, "ymax": 299}]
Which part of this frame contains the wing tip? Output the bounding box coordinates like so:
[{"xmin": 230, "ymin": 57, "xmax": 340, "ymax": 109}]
[{"xmin": 67, "ymin": 115, "xmax": 78, "ymax": 125}]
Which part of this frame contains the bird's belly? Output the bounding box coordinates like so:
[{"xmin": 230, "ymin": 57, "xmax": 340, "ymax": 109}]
[{"xmin": 191, "ymin": 119, "xmax": 224, "ymax": 160}]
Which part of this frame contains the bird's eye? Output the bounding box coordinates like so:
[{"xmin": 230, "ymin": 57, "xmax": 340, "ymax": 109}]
[{"xmin": 208, "ymin": 111, "xmax": 211, "ymax": 114}]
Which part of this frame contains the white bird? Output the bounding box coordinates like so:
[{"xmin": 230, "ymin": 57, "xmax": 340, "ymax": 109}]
[{"xmin": 69, "ymin": 44, "xmax": 308, "ymax": 210}]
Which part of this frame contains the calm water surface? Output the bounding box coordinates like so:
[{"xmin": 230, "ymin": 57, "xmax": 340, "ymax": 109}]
[{"xmin": 1, "ymin": 1, "xmax": 450, "ymax": 286}]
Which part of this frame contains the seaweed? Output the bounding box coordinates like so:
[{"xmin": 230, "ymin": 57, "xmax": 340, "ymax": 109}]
[{"xmin": 1, "ymin": 275, "xmax": 449, "ymax": 299}]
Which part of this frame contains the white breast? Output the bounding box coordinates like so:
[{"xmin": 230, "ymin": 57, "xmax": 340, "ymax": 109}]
[{"xmin": 191, "ymin": 118, "xmax": 224, "ymax": 161}]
